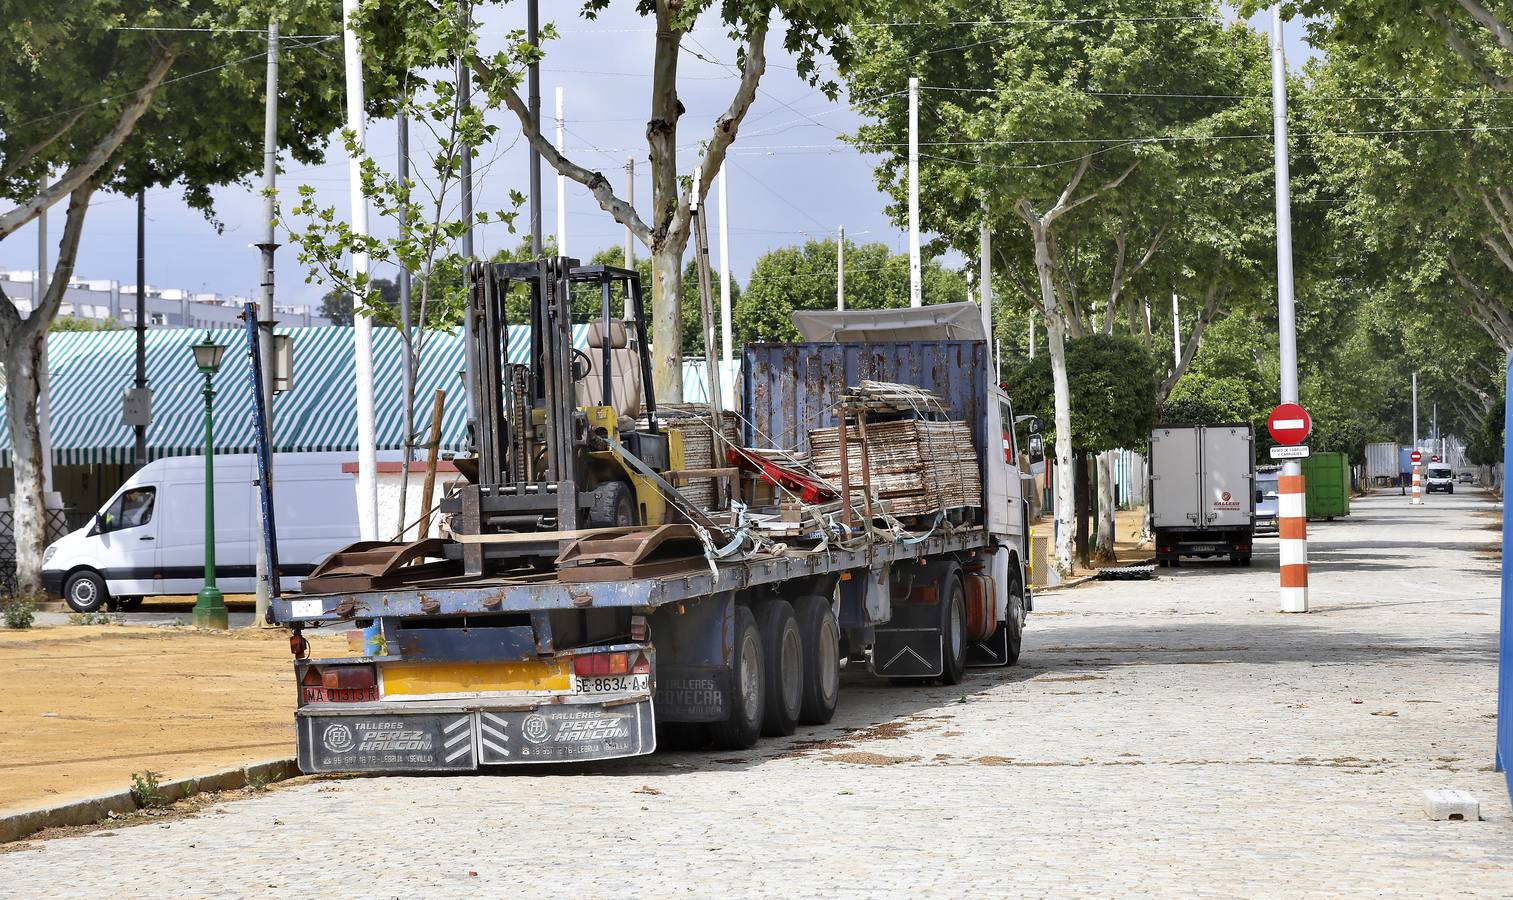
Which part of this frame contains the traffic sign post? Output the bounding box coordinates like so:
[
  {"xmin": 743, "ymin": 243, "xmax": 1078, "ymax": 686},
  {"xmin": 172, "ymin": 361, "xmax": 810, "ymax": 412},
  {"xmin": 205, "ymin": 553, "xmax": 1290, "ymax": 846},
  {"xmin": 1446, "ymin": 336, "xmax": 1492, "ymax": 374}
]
[
  {"xmin": 1268, "ymin": 404, "xmax": 1311, "ymax": 613},
  {"xmin": 1410, "ymin": 449, "xmax": 1424, "ymax": 506},
  {"xmin": 1267, "ymin": 402, "xmax": 1312, "ymax": 446}
]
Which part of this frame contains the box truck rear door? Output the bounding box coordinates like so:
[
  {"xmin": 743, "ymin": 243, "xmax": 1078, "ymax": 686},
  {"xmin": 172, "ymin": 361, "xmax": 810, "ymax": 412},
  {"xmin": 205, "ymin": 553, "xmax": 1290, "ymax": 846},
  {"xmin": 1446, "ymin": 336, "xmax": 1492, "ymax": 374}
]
[{"xmin": 1200, "ymin": 426, "xmax": 1254, "ymax": 528}]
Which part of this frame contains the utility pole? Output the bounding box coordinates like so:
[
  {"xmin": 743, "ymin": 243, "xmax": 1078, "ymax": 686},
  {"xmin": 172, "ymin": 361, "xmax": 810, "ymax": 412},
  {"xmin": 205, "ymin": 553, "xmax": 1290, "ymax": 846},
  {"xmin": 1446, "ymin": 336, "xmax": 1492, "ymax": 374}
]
[
  {"xmin": 135, "ymin": 191, "xmax": 147, "ymax": 468},
  {"xmin": 36, "ymin": 176, "xmax": 53, "ymax": 495},
  {"xmin": 1412, "ymin": 370, "xmax": 1419, "ymax": 448},
  {"xmin": 1028, "ymin": 313, "xmax": 1035, "ymax": 361},
  {"xmin": 623, "ymin": 156, "xmax": 635, "ymax": 318},
  {"xmin": 717, "ymin": 165, "xmax": 733, "ymax": 409},
  {"xmin": 398, "ymin": 110, "xmax": 413, "ymax": 410},
  {"xmin": 978, "ymin": 205, "xmax": 993, "ymax": 345},
  {"xmin": 253, "ymin": 20, "xmax": 281, "ymax": 624},
  {"xmin": 344, "ymin": 0, "xmax": 378, "ymax": 541},
  {"xmin": 459, "ymin": 36, "xmax": 477, "ymax": 430},
  {"xmin": 555, "ymin": 86, "xmax": 566, "ymax": 255},
  {"xmin": 836, "ymin": 225, "xmax": 845, "ymax": 310},
  {"xmin": 527, "ymin": 0, "xmax": 542, "ymax": 256},
  {"xmin": 1271, "ymin": 6, "xmax": 1308, "ymax": 613},
  {"xmin": 907, "ymin": 76, "xmax": 922, "ymax": 308},
  {"xmin": 1171, "ymin": 292, "xmax": 1181, "ymax": 367}
]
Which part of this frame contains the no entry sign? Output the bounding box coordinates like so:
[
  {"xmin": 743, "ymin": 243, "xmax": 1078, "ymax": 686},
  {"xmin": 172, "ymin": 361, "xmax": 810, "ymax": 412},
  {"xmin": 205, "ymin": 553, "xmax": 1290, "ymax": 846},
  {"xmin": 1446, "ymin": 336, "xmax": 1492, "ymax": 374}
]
[
  {"xmin": 1411, "ymin": 449, "xmax": 1423, "ymax": 464},
  {"xmin": 1267, "ymin": 402, "xmax": 1312, "ymax": 446}
]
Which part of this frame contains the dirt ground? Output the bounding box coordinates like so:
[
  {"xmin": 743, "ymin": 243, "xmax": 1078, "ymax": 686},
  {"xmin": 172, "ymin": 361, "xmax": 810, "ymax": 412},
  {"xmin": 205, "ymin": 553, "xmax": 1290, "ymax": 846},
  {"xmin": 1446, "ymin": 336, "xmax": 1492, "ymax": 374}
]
[
  {"xmin": 1034, "ymin": 505, "xmax": 1150, "ymax": 580},
  {"xmin": 0, "ymin": 624, "xmax": 341, "ymax": 816}
]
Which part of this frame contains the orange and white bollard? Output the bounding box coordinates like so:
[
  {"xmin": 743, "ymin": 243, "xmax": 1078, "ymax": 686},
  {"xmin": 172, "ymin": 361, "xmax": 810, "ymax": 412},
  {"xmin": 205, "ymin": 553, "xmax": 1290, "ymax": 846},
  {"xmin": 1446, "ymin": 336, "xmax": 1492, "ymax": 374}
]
[
  {"xmin": 1278, "ymin": 467, "xmax": 1309, "ymax": 613},
  {"xmin": 1410, "ymin": 462, "xmax": 1423, "ymax": 505}
]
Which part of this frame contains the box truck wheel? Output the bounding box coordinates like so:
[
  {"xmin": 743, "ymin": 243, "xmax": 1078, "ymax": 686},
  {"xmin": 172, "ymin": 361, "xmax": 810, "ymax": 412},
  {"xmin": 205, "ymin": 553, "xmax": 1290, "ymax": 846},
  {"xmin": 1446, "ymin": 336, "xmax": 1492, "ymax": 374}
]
[
  {"xmin": 755, "ymin": 599, "xmax": 803, "ymax": 737},
  {"xmin": 938, "ymin": 570, "xmax": 968, "ymax": 686},
  {"xmin": 63, "ymin": 570, "xmax": 109, "ymax": 613},
  {"xmin": 710, "ymin": 605, "xmax": 765, "ymax": 750},
  {"xmin": 792, "ymin": 594, "xmax": 840, "ymax": 725},
  {"xmin": 1002, "ymin": 574, "xmax": 1026, "ymax": 667}
]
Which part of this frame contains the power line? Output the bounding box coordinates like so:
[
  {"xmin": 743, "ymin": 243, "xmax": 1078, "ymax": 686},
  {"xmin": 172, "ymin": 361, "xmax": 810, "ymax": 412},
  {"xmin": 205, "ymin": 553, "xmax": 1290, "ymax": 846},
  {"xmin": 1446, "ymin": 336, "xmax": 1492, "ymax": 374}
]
[{"xmin": 852, "ymin": 16, "xmax": 1219, "ymax": 27}]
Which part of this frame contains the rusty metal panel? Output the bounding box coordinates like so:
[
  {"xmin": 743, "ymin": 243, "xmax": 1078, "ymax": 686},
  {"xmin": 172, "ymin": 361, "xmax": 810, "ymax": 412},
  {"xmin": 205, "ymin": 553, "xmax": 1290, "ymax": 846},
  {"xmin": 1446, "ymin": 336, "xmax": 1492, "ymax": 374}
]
[{"xmin": 741, "ymin": 341, "xmax": 988, "ymax": 458}]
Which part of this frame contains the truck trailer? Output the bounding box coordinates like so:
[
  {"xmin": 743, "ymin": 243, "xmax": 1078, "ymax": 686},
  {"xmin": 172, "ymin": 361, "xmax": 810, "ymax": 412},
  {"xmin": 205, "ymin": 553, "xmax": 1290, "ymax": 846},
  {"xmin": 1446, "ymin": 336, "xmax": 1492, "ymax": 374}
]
[
  {"xmin": 269, "ymin": 260, "xmax": 1029, "ymax": 772},
  {"xmin": 1148, "ymin": 424, "xmax": 1255, "ymax": 566}
]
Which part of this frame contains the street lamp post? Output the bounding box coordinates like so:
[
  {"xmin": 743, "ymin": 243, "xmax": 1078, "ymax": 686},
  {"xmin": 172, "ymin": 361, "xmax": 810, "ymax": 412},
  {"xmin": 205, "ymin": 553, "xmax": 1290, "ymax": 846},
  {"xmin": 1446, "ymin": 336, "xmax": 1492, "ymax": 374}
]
[{"xmin": 191, "ymin": 332, "xmax": 228, "ymax": 630}]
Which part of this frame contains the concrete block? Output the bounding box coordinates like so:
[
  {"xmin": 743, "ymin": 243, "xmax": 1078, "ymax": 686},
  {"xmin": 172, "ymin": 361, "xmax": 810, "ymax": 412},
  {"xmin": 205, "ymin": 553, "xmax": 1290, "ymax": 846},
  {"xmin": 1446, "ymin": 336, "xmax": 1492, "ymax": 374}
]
[{"xmin": 1422, "ymin": 789, "xmax": 1480, "ymax": 822}]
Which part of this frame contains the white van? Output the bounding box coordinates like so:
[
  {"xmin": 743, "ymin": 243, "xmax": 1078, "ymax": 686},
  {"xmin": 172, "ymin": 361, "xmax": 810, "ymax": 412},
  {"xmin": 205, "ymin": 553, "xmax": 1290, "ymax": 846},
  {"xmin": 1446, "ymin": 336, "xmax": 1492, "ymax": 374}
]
[
  {"xmin": 42, "ymin": 453, "xmax": 361, "ymax": 612},
  {"xmin": 1425, "ymin": 463, "xmax": 1455, "ymax": 494}
]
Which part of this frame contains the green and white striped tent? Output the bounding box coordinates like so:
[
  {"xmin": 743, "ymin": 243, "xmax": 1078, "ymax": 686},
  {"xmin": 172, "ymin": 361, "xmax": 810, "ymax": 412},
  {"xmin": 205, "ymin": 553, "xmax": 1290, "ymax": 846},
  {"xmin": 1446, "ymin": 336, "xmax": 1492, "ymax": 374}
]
[{"xmin": 1, "ymin": 326, "xmax": 721, "ymax": 467}]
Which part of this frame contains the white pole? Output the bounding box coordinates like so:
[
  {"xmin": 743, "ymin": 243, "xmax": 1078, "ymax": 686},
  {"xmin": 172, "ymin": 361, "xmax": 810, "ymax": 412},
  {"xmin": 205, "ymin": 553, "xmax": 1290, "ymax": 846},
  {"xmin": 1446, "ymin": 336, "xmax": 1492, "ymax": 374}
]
[
  {"xmin": 36, "ymin": 176, "xmax": 53, "ymax": 495},
  {"xmin": 978, "ymin": 206, "xmax": 993, "ymax": 343},
  {"xmin": 555, "ymin": 86, "xmax": 566, "ymax": 256},
  {"xmin": 836, "ymin": 225, "xmax": 846, "ymax": 310},
  {"xmin": 344, "ymin": 0, "xmax": 378, "ymax": 541},
  {"xmin": 717, "ymin": 165, "xmax": 734, "ymax": 408},
  {"xmin": 1171, "ymin": 292, "xmax": 1181, "ymax": 367},
  {"xmin": 254, "ymin": 20, "xmax": 280, "ymax": 622},
  {"xmin": 908, "ymin": 76, "xmax": 922, "ymax": 308},
  {"xmin": 1271, "ymin": 5, "xmax": 1307, "ymax": 611},
  {"xmin": 1028, "ymin": 313, "xmax": 1035, "ymax": 360},
  {"xmin": 624, "ymin": 155, "xmax": 634, "ymax": 317}
]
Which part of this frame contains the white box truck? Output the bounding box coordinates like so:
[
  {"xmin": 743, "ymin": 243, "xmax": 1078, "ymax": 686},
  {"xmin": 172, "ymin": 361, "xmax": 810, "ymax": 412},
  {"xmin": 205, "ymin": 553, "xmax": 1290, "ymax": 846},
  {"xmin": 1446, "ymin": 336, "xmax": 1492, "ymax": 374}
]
[{"xmin": 1149, "ymin": 424, "xmax": 1255, "ymax": 566}]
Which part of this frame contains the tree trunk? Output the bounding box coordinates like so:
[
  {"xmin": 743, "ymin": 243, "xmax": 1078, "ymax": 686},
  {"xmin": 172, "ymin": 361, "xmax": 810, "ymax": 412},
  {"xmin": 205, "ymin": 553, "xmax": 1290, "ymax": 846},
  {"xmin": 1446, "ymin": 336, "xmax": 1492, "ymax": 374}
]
[
  {"xmin": 1094, "ymin": 449, "xmax": 1118, "ymax": 563},
  {"xmin": 1029, "ymin": 224, "xmax": 1077, "ymax": 574},
  {"xmin": 650, "ymin": 241, "xmax": 684, "ymax": 403},
  {"xmin": 3, "ymin": 330, "xmax": 48, "ymax": 596},
  {"xmin": 1075, "ymin": 449, "xmax": 1091, "ymax": 570}
]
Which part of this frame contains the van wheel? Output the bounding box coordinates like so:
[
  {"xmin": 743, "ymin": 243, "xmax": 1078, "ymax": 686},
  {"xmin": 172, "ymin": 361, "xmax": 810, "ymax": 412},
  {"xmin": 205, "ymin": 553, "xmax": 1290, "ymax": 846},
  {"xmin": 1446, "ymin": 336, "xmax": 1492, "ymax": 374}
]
[
  {"xmin": 64, "ymin": 570, "xmax": 109, "ymax": 613},
  {"xmin": 710, "ymin": 605, "xmax": 764, "ymax": 751},
  {"xmin": 791, "ymin": 594, "xmax": 840, "ymax": 725},
  {"xmin": 754, "ymin": 599, "xmax": 803, "ymax": 737}
]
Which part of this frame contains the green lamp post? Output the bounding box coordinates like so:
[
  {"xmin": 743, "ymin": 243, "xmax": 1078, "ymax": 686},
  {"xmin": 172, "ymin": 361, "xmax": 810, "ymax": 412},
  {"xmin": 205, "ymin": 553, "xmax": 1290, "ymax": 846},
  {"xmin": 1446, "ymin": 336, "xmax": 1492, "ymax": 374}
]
[{"xmin": 191, "ymin": 332, "xmax": 228, "ymax": 630}]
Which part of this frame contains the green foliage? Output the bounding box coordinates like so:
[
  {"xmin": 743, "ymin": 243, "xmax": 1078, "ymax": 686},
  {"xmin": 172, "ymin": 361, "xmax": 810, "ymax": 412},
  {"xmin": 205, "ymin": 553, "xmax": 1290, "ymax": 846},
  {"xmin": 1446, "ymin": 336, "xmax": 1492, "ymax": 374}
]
[
  {"xmin": 49, "ymin": 316, "xmax": 122, "ymax": 332},
  {"xmin": 735, "ymin": 239, "xmax": 966, "ymax": 343},
  {"xmin": 2, "ymin": 594, "xmax": 37, "ymax": 629},
  {"xmin": 129, "ymin": 770, "xmax": 167, "ymax": 809},
  {"xmin": 318, "ymin": 278, "xmax": 401, "ymax": 327},
  {"xmin": 67, "ymin": 611, "xmax": 119, "ymax": 626},
  {"xmin": 1005, "ymin": 334, "xmax": 1160, "ymax": 452}
]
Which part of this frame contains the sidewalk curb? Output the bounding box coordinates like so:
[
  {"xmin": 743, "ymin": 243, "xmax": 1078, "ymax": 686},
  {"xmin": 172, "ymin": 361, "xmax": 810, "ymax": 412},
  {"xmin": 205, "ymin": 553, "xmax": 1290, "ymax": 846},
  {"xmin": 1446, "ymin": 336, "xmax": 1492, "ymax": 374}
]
[
  {"xmin": 0, "ymin": 757, "xmax": 298, "ymax": 844},
  {"xmin": 1037, "ymin": 557, "xmax": 1157, "ymax": 594}
]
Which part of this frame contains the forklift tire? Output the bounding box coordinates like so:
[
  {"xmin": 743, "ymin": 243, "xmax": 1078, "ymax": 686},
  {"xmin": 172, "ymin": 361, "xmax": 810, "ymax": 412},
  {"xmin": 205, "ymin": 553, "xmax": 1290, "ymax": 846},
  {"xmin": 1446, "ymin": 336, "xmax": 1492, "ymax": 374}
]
[
  {"xmin": 586, "ymin": 480, "xmax": 636, "ymax": 528},
  {"xmin": 754, "ymin": 599, "xmax": 803, "ymax": 737},
  {"xmin": 710, "ymin": 605, "xmax": 765, "ymax": 751},
  {"xmin": 791, "ymin": 594, "xmax": 840, "ymax": 725}
]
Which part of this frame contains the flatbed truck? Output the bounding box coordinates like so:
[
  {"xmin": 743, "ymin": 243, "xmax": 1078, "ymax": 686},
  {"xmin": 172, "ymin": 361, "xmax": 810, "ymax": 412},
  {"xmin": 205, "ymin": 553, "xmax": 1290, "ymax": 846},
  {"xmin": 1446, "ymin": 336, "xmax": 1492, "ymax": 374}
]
[{"xmin": 272, "ymin": 289, "xmax": 1029, "ymax": 772}]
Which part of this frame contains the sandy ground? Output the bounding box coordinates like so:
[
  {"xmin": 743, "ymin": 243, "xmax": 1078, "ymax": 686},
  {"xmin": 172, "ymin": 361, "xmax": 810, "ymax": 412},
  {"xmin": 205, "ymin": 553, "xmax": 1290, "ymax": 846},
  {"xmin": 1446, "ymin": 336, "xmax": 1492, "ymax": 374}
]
[
  {"xmin": 1034, "ymin": 505, "xmax": 1149, "ymax": 579},
  {"xmin": 0, "ymin": 625, "xmax": 341, "ymax": 815}
]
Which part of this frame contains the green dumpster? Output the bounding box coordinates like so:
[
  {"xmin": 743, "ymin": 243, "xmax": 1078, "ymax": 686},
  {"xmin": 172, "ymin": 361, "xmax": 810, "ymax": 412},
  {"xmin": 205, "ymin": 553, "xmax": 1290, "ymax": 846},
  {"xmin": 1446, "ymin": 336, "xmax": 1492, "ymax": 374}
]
[{"xmin": 1302, "ymin": 451, "xmax": 1350, "ymax": 520}]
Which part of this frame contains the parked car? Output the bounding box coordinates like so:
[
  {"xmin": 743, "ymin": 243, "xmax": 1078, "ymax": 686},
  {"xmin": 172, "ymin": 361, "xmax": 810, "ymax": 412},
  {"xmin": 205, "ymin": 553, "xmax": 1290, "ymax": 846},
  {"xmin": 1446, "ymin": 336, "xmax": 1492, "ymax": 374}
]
[
  {"xmin": 1424, "ymin": 463, "xmax": 1455, "ymax": 494},
  {"xmin": 41, "ymin": 453, "xmax": 361, "ymax": 612},
  {"xmin": 1254, "ymin": 466, "xmax": 1280, "ymax": 532},
  {"xmin": 1458, "ymin": 472, "xmax": 1474, "ymax": 484}
]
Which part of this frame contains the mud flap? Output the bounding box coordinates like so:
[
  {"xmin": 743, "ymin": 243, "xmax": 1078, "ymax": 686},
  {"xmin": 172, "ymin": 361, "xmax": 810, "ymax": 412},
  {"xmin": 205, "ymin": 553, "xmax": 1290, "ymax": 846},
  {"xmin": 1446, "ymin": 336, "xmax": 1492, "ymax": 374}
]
[
  {"xmin": 649, "ymin": 591, "xmax": 736, "ymax": 723},
  {"xmin": 872, "ymin": 627, "xmax": 943, "ymax": 677},
  {"xmin": 967, "ymin": 622, "xmax": 1012, "ymax": 667}
]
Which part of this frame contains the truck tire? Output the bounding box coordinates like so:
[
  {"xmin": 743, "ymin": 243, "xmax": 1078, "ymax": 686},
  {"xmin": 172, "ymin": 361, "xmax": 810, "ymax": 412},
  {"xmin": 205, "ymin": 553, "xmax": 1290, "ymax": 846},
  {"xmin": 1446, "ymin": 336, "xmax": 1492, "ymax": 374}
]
[
  {"xmin": 1003, "ymin": 573, "xmax": 1026, "ymax": 667},
  {"xmin": 754, "ymin": 599, "xmax": 803, "ymax": 737},
  {"xmin": 938, "ymin": 569, "xmax": 968, "ymax": 686},
  {"xmin": 710, "ymin": 605, "xmax": 764, "ymax": 751},
  {"xmin": 585, "ymin": 480, "xmax": 636, "ymax": 528},
  {"xmin": 792, "ymin": 594, "xmax": 840, "ymax": 725},
  {"xmin": 64, "ymin": 569, "xmax": 109, "ymax": 613}
]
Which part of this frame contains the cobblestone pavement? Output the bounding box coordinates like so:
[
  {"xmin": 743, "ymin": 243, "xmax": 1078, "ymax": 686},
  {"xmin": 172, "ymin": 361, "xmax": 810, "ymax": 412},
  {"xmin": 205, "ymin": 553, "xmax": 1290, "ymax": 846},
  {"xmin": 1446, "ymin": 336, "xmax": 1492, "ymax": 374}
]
[{"xmin": 3, "ymin": 490, "xmax": 1509, "ymax": 897}]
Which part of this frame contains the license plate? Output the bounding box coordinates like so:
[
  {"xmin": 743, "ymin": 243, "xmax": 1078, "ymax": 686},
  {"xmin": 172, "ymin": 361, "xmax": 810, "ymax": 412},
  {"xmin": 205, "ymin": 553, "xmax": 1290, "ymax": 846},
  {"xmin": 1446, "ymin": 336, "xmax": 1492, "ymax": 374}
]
[
  {"xmin": 573, "ymin": 673, "xmax": 651, "ymax": 696},
  {"xmin": 1191, "ymin": 544, "xmax": 1217, "ymax": 553}
]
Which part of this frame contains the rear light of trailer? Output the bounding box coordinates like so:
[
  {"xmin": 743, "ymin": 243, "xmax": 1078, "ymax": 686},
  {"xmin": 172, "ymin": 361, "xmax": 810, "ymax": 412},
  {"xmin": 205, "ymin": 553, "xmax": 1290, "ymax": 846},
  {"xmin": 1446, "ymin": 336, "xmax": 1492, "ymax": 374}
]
[
  {"xmin": 300, "ymin": 664, "xmax": 378, "ymax": 704},
  {"xmin": 573, "ymin": 650, "xmax": 651, "ymax": 677}
]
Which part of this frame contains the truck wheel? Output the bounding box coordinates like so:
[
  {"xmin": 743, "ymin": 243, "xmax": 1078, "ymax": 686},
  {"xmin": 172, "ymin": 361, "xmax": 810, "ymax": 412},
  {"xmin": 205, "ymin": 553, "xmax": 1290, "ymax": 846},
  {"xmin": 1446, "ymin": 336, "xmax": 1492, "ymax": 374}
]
[
  {"xmin": 64, "ymin": 570, "xmax": 109, "ymax": 613},
  {"xmin": 754, "ymin": 599, "xmax": 803, "ymax": 737},
  {"xmin": 710, "ymin": 605, "xmax": 765, "ymax": 750},
  {"xmin": 938, "ymin": 571, "xmax": 968, "ymax": 686},
  {"xmin": 1003, "ymin": 574, "xmax": 1026, "ymax": 667},
  {"xmin": 792, "ymin": 594, "xmax": 840, "ymax": 725},
  {"xmin": 585, "ymin": 480, "xmax": 636, "ymax": 528}
]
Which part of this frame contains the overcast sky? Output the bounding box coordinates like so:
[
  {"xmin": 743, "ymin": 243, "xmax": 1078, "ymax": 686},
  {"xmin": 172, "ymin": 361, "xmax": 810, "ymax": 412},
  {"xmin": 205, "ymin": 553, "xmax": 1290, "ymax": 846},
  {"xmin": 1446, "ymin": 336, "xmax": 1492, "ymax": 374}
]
[{"xmin": 1, "ymin": 8, "xmax": 1313, "ymax": 313}]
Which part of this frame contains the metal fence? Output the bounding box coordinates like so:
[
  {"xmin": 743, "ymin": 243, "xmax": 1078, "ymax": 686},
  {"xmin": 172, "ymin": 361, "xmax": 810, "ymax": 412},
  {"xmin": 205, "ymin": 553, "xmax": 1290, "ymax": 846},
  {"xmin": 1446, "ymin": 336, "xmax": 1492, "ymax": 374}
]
[{"xmin": 0, "ymin": 507, "xmax": 76, "ymax": 596}]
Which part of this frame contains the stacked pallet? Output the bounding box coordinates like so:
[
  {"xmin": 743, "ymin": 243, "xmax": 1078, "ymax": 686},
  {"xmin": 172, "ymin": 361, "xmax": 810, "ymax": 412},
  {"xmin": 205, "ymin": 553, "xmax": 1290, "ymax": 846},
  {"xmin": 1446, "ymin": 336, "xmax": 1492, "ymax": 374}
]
[
  {"xmin": 642, "ymin": 405, "xmax": 741, "ymax": 511},
  {"xmin": 808, "ymin": 417, "xmax": 981, "ymax": 518}
]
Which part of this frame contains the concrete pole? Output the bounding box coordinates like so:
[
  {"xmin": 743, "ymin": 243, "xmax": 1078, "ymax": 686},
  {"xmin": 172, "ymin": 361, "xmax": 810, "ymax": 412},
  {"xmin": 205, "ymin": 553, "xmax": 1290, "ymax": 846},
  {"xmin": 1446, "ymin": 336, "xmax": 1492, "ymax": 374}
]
[
  {"xmin": 527, "ymin": 0, "xmax": 542, "ymax": 256},
  {"xmin": 135, "ymin": 191, "xmax": 147, "ymax": 468},
  {"xmin": 1271, "ymin": 6, "xmax": 1307, "ymax": 612},
  {"xmin": 836, "ymin": 225, "xmax": 845, "ymax": 311},
  {"xmin": 1412, "ymin": 370, "xmax": 1419, "ymax": 447},
  {"xmin": 907, "ymin": 77, "xmax": 922, "ymax": 308},
  {"xmin": 624, "ymin": 156, "xmax": 635, "ymax": 318},
  {"xmin": 978, "ymin": 206, "xmax": 993, "ymax": 344},
  {"xmin": 1171, "ymin": 292, "xmax": 1181, "ymax": 367},
  {"xmin": 459, "ymin": 39, "xmax": 477, "ymax": 432},
  {"xmin": 555, "ymin": 86, "xmax": 566, "ymax": 256},
  {"xmin": 398, "ymin": 110, "xmax": 413, "ymax": 396},
  {"xmin": 253, "ymin": 20, "xmax": 280, "ymax": 623},
  {"xmin": 1028, "ymin": 313, "xmax": 1035, "ymax": 361},
  {"xmin": 717, "ymin": 165, "xmax": 733, "ymax": 408},
  {"xmin": 344, "ymin": 0, "xmax": 379, "ymax": 541},
  {"xmin": 36, "ymin": 176, "xmax": 53, "ymax": 495}
]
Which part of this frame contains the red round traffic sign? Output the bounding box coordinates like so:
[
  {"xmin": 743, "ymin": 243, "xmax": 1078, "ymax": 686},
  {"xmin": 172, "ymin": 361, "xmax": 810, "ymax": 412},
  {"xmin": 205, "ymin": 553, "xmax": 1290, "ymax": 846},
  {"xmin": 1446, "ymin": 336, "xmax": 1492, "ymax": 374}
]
[
  {"xmin": 1267, "ymin": 402, "xmax": 1312, "ymax": 446},
  {"xmin": 1411, "ymin": 449, "xmax": 1423, "ymax": 463}
]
